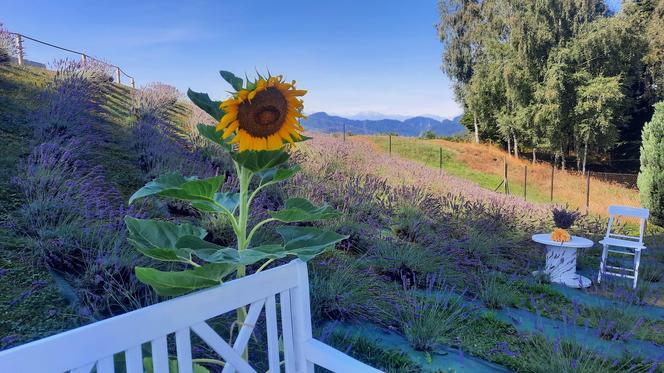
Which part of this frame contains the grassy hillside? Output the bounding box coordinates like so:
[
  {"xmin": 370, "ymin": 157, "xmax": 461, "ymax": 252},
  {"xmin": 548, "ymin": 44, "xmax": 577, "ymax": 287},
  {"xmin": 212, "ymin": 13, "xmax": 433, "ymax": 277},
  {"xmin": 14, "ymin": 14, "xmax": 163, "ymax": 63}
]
[{"xmin": 365, "ymin": 135, "xmax": 641, "ymax": 217}]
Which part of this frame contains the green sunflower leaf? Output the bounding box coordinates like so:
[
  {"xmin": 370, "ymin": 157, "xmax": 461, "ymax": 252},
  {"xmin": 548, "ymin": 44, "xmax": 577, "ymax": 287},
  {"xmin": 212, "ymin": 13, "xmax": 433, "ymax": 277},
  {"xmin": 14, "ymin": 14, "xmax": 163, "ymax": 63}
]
[
  {"xmin": 124, "ymin": 216, "xmax": 206, "ymax": 250},
  {"xmin": 219, "ymin": 70, "xmax": 244, "ymax": 91},
  {"xmin": 187, "ymin": 89, "xmax": 225, "ymax": 121},
  {"xmin": 256, "ymin": 165, "xmax": 301, "ymax": 185},
  {"xmin": 176, "ymin": 235, "xmax": 240, "ymax": 264},
  {"xmin": 197, "ymin": 124, "xmax": 234, "ymax": 152},
  {"xmin": 231, "ymin": 149, "xmax": 290, "ymax": 173},
  {"xmin": 190, "ymin": 192, "xmax": 240, "ymax": 214},
  {"xmin": 269, "ymin": 198, "xmax": 340, "ymax": 223},
  {"xmin": 135, "ymin": 263, "xmax": 235, "ymax": 296},
  {"xmin": 129, "ymin": 172, "xmax": 224, "ymax": 205},
  {"xmin": 277, "ymin": 226, "xmax": 349, "ymax": 260}
]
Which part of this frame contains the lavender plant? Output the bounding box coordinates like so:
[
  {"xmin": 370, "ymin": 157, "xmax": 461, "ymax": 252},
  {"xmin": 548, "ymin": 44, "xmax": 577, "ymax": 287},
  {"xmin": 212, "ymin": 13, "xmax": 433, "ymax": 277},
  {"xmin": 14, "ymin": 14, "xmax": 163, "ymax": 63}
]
[
  {"xmin": 398, "ymin": 274, "xmax": 472, "ymax": 351},
  {"xmin": 552, "ymin": 206, "xmax": 581, "ymax": 230}
]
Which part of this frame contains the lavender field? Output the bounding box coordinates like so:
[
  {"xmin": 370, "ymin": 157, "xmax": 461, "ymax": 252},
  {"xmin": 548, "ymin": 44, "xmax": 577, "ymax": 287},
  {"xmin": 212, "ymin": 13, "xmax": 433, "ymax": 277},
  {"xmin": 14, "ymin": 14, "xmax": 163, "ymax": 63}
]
[{"xmin": 1, "ymin": 60, "xmax": 664, "ymax": 372}]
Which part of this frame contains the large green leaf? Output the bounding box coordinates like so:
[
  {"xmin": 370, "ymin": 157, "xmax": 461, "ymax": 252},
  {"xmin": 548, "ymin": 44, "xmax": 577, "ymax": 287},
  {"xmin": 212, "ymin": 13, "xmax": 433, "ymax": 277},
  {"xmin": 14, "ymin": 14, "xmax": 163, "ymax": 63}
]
[
  {"xmin": 256, "ymin": 165, "xmax": 301, "ymax": 185},
  {"xmin": 135, "ymin": 263, "xmax": 234, "ymax": 296},
  {"xmin": 197, "ymin": 123, "xmax": 233, "ymax": 152},
  {"xmin": 231, "ymin": 149, "xmax": 290, "ymax": 173},
  {"xmin": 176, "ymin": 235, "xmax": 240, "ymax": 264},
  {"xmin": 277, "ymin": 226, "xmax": 348, "ymax": 260},
  {"xmin": 269, "ymin": 198, "xmax": 340, "ymax": 223},
  {"xmin": 187, "ymin": 89, "xmax": 225, "ymax": 121},
  {"xmin": 219, "ymin": 70, "xmax": 244, "ymax": 91},
  {"xmin": 125, "ymin": 216, "xmax": 206, "ymax": 250},
  {"xmin": 125, "ymin": 217, "xmax": 206, "ymax": 263},
  {"xmin": 129, "ymin": 172, "xmax": 224, "ymax": 205},
  {"xmin": 190, "ymin": 192, "xmax": 240, "ymax": 214}
]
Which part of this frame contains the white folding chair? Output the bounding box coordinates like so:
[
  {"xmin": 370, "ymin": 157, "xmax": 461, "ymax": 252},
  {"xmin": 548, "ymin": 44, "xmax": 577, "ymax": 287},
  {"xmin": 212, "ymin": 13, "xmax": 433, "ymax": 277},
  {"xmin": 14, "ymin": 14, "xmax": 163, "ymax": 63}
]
[{"xmin": 597, "ymin": 205, "xmax": 649, "ymax": 289}]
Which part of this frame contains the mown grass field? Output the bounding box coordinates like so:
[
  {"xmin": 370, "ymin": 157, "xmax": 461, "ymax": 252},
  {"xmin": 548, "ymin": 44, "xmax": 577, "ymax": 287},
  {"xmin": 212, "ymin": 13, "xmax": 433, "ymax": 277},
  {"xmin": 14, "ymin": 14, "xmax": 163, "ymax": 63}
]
[{"xmin": 365, "ymin": 135, "xmax": 641, "ymax": 217}]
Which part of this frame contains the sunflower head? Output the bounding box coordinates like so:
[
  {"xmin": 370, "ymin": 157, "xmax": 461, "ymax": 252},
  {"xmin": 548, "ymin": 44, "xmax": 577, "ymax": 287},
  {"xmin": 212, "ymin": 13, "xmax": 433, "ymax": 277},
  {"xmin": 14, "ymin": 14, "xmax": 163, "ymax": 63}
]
[{"xmin": 216, "ymin": 75, "xmax": 306, "ymax": 152}]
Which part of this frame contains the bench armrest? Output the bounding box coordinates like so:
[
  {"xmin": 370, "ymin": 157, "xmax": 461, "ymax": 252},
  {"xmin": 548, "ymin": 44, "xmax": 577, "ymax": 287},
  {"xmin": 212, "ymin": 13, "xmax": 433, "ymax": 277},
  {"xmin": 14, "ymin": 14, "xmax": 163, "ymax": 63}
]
[{"xmin": 304, "ymin": 339, "xmax": 384, "ymax": 373}]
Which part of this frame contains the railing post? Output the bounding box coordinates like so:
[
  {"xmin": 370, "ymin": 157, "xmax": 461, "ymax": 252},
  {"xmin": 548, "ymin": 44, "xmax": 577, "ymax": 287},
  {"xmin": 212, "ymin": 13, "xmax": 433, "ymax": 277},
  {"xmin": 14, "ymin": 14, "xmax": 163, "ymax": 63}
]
[
  {"xmin": 115, "ymin": 67, "xmax": 121, "ymax": 84},
  {"xmin": 131, "ymin": 77, "xmax": 136, "ymax": 89},
  {"xmin": 14, "ymin": 34, "xmax": 24, "ymax": 65},
  {"xmin": 81, "ymin": 53, "xmax": 87, "ymax": 64}
]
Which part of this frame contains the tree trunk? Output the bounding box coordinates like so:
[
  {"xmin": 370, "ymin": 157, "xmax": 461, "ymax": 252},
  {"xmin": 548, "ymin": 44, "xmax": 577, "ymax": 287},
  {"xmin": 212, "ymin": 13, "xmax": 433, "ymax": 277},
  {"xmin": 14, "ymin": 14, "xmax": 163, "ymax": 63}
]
[
  {"xmin": 532, "ymin": 148, "xmax": 536, "ymax": 163},
  {"xmin": 513, "ymin": 133, "xmax": 519, "ymax": 158},
  {"xmin": 507, "ymin": 136, "xmax": 511, "ymax": 156},
  {"xmin": 473, "ymin": 113, "xmax": 480, "ymax": 144},
  {"xmin": 560, "ymin": 146, "xmax": 566, "ymax": 170}
]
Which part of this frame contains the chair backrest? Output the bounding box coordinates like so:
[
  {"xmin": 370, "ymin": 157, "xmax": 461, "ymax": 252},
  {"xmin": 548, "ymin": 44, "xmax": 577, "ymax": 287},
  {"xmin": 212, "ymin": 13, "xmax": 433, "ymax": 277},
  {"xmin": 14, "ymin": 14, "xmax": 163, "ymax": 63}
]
[
  {"xmin": 605, "ymin": 205, "xmax": 649, "ymax": 244},
  {"xmin": 0, "ymin": 259, "xmax": 314, "ymax": 373}
]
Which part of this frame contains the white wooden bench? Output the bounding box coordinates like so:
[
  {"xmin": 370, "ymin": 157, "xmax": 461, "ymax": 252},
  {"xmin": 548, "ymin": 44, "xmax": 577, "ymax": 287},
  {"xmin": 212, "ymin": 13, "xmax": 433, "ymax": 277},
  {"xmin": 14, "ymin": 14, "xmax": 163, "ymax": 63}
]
[{"xmin": 0, "ymin": 259, "xmax": 383, "ymax": 373}]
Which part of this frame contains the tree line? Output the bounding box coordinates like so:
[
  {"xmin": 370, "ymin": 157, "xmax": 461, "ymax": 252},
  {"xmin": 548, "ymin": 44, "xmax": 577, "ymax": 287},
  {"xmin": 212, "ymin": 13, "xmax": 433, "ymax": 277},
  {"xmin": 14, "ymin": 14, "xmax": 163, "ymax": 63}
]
[{"xmin": 437, "ymin": 0, "xmax": 664, "ymax": 173}]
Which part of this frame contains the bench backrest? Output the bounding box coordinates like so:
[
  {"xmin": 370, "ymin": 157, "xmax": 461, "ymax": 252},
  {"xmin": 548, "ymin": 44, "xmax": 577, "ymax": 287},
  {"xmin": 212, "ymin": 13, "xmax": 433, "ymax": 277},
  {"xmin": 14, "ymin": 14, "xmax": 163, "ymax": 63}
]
[
  {"xmin": 0, "ymin": 259, "xmax": 315, "ymax": 373},
  {"xmin": 606, "ymin": 205, "xmax": 649, "ymax": 244}
]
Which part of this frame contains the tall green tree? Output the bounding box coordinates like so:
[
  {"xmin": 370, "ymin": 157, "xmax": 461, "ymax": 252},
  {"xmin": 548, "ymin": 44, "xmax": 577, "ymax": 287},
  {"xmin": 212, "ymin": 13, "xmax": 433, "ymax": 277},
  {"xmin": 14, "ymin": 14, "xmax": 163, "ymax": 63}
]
[
  {"xmin": 573, "ymin": 75, "xmax": 624, "ymax": 174},
  {"xmin": 638, "ymin": 101, "xmax": 664, "ymax": 226}
]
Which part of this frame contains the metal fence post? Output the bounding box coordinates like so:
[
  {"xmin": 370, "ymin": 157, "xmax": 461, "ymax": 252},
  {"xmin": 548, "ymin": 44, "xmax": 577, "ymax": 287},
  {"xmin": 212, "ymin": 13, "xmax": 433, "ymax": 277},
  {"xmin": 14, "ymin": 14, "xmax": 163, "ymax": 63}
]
[
  {"xmin": 586, "ymin": 171, "xmax": 591, "ymax": 211},
  {"xmin": 14, "ymin": 34, "xmax": 24, "ymax": 65},
  {"xmin": 439, "ymin": 147, "xmax": 443, "ymax": 172},
  {"xmin": 524, "ymin": 165, "xmax": 527, "ymax": 200},
  {"xmin": 389, "ymin": 135, "xmax": 392, "ymax": 155},
  {"xmin": 550, "ymin": 164, "xmax": 555, "ymax": 201},
  {"xmin": 342, "ymin": 122, "xmax": 346, "ymax": 142},
  {"xmin": 504, "ymin": 158, "xmax": 509, "ymax": 195},
  {"xmin": 116, "ymin": 67, "xmax": 121, "ymax": 84},
  {"xmin": 131, "ymin": 78, "xmax": 136, "ymax": 89},
  {"xmin": 81, "ymin": 53, "xmax": 87, "ymax": 64}
]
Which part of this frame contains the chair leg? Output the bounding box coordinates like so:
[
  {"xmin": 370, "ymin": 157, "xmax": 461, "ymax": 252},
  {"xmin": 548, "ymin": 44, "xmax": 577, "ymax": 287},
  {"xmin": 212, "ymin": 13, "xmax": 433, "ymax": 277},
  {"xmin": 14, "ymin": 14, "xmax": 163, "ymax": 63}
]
[
  {"xmin": 633, "ymin": 250, "xmax": 642, "ymax": 289},
  {"xmin": 598, "ymin": 244, "xmax": 608, "ymax": 284}
]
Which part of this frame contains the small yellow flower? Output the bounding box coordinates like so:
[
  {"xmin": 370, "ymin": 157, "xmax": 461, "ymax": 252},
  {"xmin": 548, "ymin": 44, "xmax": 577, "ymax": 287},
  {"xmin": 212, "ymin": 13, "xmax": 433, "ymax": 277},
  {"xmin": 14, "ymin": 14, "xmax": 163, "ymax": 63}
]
[
  {"xmin": 550, "ymin": 228, "xmax": 571, "ymax": 243},
  {"xmin": 216, "ymin": 75, "xmax": 306, "ymax": 152}
]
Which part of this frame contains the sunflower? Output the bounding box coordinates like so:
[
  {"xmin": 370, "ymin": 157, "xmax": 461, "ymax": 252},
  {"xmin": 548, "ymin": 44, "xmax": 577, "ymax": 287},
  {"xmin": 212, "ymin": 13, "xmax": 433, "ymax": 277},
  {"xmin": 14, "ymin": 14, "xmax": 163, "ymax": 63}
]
[{"xmin": 216, "ymin": 75, "xmax": 306, "ymax": 151}]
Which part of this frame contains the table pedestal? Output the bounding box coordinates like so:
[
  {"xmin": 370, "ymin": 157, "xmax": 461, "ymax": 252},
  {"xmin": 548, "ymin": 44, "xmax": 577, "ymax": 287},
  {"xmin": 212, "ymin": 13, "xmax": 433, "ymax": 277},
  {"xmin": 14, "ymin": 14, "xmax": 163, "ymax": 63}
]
[{"xmin": 542, "ymin": 244, "xmax": 591, "ymax": 288}]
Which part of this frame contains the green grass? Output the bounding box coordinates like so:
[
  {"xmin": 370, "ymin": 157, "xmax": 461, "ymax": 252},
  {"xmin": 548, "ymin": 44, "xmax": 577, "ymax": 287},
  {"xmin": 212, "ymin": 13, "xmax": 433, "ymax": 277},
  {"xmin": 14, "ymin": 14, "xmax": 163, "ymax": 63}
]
[{"xmin": 370, "ymin": 136, "xmax": 550, "ymax": 202}]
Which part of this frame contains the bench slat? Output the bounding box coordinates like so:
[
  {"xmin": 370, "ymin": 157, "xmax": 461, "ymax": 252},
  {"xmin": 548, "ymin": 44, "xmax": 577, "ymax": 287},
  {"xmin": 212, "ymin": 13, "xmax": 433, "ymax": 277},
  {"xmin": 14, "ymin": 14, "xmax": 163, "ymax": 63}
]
[
  {"xmin": 265, "ymin": 295, "xmax": 280, "ymax": 373},
  {"xmin": 151, "ymin": 335, "xmax": 169, "ymax": 373},
  {"xmin": 175, "ymin": 328, "xmax": 194, "ymax": 373},
  {"xmin": 190, "ymin": 322, "xmax": 256, "ymax": 373}
]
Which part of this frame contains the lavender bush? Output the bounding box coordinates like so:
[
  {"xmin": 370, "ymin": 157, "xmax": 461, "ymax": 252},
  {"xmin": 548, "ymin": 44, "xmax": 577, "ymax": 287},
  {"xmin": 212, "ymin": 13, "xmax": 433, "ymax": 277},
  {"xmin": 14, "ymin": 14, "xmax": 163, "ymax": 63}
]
[
  {"xmin": 130, "ymin": 82, "xmax": 180, "ymax": 121},
  {"xmin": 0, "ymin": 22, "xmax": 15, "ymax": 63}
]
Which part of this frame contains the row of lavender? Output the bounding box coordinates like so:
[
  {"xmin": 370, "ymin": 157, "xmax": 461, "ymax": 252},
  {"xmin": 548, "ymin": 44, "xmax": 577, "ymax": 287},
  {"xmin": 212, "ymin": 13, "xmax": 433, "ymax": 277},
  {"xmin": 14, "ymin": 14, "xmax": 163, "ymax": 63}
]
[
  {"xmin": 287, "ymin": 136, "xmax": 664, "ymax": 371},
  {"xmin": 10, "ymin": 61, "xmax": 223, "ymax": 319}
]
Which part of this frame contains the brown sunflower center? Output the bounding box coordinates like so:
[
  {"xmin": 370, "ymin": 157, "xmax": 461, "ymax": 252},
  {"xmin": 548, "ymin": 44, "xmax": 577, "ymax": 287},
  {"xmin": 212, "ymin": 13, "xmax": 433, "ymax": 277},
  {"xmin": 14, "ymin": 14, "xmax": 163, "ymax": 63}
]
[{"xmin": 237, "ymin": 87, "xmax": 288, "ymax": 138}]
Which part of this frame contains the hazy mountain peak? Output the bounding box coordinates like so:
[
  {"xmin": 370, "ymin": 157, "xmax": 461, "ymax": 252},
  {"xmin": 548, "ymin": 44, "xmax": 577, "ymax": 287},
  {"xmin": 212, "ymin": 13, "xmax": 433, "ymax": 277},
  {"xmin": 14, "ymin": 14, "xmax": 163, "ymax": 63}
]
[{"xmin": 301, "ymin": 112, "xmax": 466, "ymax": 137}]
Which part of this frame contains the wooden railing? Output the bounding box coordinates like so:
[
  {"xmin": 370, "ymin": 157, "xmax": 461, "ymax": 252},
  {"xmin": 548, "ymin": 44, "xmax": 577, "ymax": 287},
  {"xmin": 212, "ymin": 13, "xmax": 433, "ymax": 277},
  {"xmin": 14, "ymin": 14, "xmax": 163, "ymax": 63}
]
[{"xmin": 9, "ymin": 31, "xmax": 136, "ymax": 88}]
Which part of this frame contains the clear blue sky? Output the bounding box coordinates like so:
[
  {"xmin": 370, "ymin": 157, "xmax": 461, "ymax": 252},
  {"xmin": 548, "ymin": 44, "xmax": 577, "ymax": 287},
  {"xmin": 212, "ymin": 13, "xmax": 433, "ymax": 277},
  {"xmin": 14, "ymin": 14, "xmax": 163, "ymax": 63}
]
[
  {"xmin": 2, "ymin": 0, "xmax": 461, "ymax": 119},
  {"xmin": 3, "ymin": 1, "xmax": 621, "ymax": 119}
]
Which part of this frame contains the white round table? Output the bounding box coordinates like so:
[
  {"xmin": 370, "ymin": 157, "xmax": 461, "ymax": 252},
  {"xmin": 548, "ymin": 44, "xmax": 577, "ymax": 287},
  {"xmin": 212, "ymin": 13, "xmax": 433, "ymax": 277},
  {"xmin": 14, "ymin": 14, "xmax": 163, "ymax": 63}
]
[{"xmin": 532, "ymin": 233, "xmax": 594, "ymax": 288}]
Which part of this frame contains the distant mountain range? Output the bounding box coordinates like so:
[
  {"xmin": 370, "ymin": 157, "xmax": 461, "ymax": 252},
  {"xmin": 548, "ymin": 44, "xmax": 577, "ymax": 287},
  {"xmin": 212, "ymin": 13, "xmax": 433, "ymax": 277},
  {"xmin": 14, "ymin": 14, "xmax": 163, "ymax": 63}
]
[{"xmin": 301, "ymin": 112, "xmax": 466, "ymax": 137}]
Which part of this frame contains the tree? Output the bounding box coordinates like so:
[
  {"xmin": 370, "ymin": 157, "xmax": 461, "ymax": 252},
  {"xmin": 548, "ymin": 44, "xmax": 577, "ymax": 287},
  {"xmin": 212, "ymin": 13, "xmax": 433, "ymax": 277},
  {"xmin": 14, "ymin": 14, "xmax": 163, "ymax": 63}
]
[
  {"xmin": 638, "ymin": 101, "xmax": 664, "ymax": 226},
  {"xmin": 573, "ymin": 75, "xmax": 623, "ymax": 175}
]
